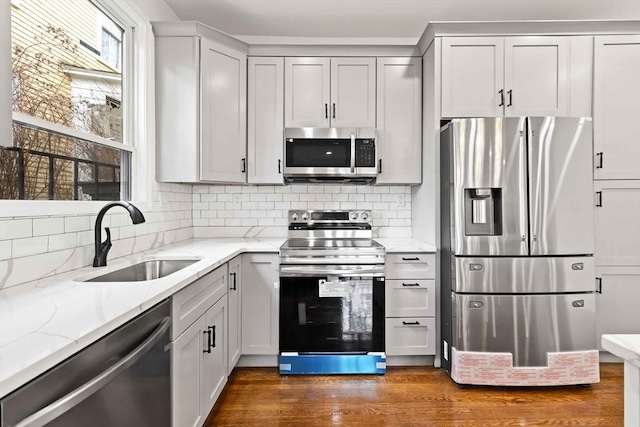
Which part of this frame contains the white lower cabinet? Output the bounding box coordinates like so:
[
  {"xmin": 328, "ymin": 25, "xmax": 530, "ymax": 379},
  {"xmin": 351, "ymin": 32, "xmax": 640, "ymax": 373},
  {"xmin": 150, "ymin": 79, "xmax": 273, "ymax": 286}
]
[
  {"xmin": 385, "ymin": 253, "xmax": 437, "ymax": 356},
  {"xmin": 596, "ymin": 266, "xmax": 640, "ymax": 351},
  {"xmin": 171, "ymin": 266, "xmax": 228, "ymax": 427},
  {"xmin": 242, "ymin": 253, "xmax": 279, "ymax": 355},
  {"xmin": 227, "ymin": 255, "xmax": 242, "ymax": 374}
]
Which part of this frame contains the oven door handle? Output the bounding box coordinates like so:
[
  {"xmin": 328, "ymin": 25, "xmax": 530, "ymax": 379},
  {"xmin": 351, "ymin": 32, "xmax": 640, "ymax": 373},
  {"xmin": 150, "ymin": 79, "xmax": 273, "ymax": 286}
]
[
  {"xmin": 14, "ymin": 317, "xmax": 171, "ymax": 427},
  {"xmin": 279, "ymin": 265, "xmax": 384, "ymax": 277}
]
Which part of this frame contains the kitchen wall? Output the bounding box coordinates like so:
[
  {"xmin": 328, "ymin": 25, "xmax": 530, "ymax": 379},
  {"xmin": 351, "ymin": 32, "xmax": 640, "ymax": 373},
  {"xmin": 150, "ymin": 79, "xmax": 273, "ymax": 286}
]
[{"xmin": 192, "ymin": 184, "xmax": 413, "ymax": 238}]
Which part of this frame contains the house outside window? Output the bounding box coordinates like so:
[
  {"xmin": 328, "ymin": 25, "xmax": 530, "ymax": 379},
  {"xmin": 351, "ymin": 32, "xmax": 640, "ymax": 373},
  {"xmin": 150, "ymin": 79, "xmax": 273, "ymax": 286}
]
[{"xmin": 2, "ymin": 0, "xmax": 132, "ymax": 201}]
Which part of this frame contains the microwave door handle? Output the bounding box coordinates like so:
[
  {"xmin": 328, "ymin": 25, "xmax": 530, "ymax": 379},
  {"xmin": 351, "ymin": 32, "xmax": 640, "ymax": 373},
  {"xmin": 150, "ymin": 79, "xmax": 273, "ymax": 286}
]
[{"xmin": 350, "ymin": 133, "xmax": 356, "ymax": 173}]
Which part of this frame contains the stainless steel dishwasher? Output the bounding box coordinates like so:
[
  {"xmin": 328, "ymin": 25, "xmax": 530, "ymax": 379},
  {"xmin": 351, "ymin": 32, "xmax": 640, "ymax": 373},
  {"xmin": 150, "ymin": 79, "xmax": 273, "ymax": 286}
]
[{"xmin": 1, "ymin": 299, "xmax": 171, "ymax": 427}]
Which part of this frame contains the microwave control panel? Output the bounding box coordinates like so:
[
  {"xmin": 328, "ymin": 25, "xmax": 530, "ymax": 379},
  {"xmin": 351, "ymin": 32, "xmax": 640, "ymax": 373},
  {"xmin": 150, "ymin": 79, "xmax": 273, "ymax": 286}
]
[{"xmin": 355, "ymin": 140, "xmax": 376, "ymax": 167}]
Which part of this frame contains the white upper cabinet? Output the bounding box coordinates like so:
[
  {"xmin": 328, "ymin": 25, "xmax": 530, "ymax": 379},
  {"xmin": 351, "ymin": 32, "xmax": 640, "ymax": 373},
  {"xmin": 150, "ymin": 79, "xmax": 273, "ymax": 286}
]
[
  {"xmin": 153, "ymin": 22, "xmax": 247, "ymax": 183},
  {"xmin": 284, "ymin": 57, "xmax": 376, "ymax": 128},
  {"xmin": 442, "ymin": 36, "xmax": 571, "ymax": 117},
  {"xmin": 593, "ymin": 35, "xmax": 640, "ymax": 180},
  {"xmin": 247, "ymin": 57, "xmax": 284, "ymax": 184},
  {"xmin": 376, "ymin": 57, "xmax": 422, "ymax": 185}
]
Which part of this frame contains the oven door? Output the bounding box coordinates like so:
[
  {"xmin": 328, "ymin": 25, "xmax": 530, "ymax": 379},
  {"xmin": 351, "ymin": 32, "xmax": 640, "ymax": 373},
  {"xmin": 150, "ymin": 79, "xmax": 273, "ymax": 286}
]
[{"xmin": 279, "ymin": 268, "xmax": 385, "ymax": 354}]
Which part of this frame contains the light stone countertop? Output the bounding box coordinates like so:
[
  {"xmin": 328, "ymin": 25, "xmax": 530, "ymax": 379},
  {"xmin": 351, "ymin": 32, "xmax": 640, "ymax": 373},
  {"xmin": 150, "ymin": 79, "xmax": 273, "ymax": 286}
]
[
  {"xmin": 0, "ymin": 236, "xmax": 435, "ymax": 398},
  {"xmin": 601, "ymin": 334, "xmax": 640, "ymax": 367}
]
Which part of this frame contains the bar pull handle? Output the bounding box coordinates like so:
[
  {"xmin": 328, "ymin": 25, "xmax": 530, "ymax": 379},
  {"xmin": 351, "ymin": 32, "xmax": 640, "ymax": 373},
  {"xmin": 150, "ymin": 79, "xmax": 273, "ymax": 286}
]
[
  {"xmin": 332, "ymin": 103, "xmax": 336, "ymax": 119},
  {"xmin": 241, "ymin": 158, "xmax": 246, "ymax": 173},
  {"xmin": 402, "ymin": 283, "xmax": 420, "ymax": 287},
  {"xmin": 507, "ymin": 90, "xmax": 513, "ymax": 107},
  {"xmin": 595, "ymin": 191, "xmax": 602, "ymax": 207},
  {"xmin": 596, "ymin": 277, "xmax": 602, "ymax": 294},
  {"xmin": 402, "ymin": 321, "xmax": 420, "ymax": 326},
  {"xmin": 402, "ymin": 257, "xmax": 420, "ymax": 261},
  {"xmin": 278, "ymin": 159, "xmax": 282, "ymax": 174},
  {"xmin": 230, "ymin": 272, "xmax": 237, "ymax": 291},
  {"xmin": 498, "ymin": 89, "xmax": 504, "ymax": 107},
  {"xmin": 209, "ymin": 325, "xmax": 216, "ymax": 348},
  {"xmin": 325, "ymin": 103, "xmax": 328, "ymax": 119},
  {"xmin": 596, "ymin": 152, "xmax": 603, "ymax": 169},
  {"xmin": 378, "ymin": 159, "xmax": 382, "ymax": 173},
  {"xmin": 203, "ymin": 329, "xmax": 212, "ymax": 353}
]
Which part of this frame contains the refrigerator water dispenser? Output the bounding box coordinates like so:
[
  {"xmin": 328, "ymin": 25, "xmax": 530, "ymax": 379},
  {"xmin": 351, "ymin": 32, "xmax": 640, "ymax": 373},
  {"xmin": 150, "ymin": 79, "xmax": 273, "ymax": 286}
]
[{"xmin": 464, "ymin": 188, "xmax": 502, "ymax": 236}]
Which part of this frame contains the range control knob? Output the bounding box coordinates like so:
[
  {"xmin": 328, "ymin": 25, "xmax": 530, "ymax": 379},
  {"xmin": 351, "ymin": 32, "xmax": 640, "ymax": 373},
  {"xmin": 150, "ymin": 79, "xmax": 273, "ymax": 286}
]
[
  {"xmin": 291, "ymin": 212, "xmax": 299, "ymax": 221},
  {"xmin": 360, "ymin": 212, "xmax": 369, "ymax": 221},
  {"xmin": 349, "ymin": 211, "xmax": 359, "ymax": 220},
  {"xmin": 301, "ymin": 212, "xmax": 310, "ymax": 221}
]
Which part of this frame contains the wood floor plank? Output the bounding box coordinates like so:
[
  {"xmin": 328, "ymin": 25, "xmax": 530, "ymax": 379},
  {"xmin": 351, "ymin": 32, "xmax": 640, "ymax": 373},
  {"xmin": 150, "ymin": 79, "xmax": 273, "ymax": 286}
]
[{"xmin": 205, "ymin": 364, "xmax": 624, "ymax": 426}]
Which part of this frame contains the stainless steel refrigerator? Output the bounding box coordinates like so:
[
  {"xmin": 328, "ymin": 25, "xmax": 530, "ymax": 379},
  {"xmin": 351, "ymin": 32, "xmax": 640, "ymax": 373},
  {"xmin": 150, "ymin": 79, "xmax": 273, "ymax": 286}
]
[{"xmin": 440, "ymin": 117, "xmax": 599, "ymax": 386}]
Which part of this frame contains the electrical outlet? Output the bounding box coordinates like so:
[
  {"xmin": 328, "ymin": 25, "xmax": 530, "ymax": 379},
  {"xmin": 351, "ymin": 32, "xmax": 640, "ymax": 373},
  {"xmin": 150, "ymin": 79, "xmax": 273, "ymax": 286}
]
[
  {"xmin": 396, "ymin": 194, "xmax": 405, "ymax": 208},
  {"xmin": 159, "ymin": 193, "xmax": 168, "ymax": 207},
  {"xmin": 233, "ymin": 193, "xmax": 242, "ymax": 209}
]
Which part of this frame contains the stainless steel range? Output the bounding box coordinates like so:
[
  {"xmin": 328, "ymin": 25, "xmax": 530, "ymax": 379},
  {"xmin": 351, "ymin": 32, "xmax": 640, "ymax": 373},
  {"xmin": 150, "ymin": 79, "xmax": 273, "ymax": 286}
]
[{"xmin": 279, "ymin": 210, "xmax": 386, "ymax": 375}]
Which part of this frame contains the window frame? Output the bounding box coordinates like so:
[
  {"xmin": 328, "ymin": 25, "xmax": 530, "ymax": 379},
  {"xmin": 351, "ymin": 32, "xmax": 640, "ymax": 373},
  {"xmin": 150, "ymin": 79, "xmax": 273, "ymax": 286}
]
[{"xmin": 0, "ymin": 0, "xmax": 152, "ymax": 217}]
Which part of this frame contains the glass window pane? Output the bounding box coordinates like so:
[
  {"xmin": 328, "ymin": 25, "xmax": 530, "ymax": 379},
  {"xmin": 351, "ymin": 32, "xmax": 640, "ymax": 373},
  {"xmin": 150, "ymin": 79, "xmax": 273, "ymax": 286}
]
[{"xmin": 11, "ymin": 0, "xmax": 123, "ymax": 142}]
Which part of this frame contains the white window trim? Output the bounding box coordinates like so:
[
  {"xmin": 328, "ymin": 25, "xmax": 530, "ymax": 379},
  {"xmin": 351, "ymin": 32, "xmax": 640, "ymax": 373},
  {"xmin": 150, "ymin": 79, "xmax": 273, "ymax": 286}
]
[{"xmin": 0, "ymin": 0, "xmax": 153, "ymax": 218}]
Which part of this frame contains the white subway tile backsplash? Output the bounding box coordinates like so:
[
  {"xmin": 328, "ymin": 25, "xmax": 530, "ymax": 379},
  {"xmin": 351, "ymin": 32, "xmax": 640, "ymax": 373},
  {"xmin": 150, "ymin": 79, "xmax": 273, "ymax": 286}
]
[
  {"xmin": 64, "ymin": 216, "xmax": 91, "ymax": 233},
  {"xmin": 0, "ymin": 219, "xmax": 32, "ymax": 240},
  {"xmin": 33, "ymin": 218, "xmax": 64, "ymax": 236},
  {"xmin": 0, "ymin": 240, "xmax": 12, "ymax": 260},
  {"xmin": 12, "ymin": 236, "xmax": 49, "ymax": 258}
]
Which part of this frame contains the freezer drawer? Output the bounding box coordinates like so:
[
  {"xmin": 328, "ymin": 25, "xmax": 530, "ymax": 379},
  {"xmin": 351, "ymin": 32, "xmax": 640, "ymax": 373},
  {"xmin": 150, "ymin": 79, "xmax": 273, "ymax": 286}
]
[
  {"xmin": 454, "ymin": 256, "xmax": 596, "ymax": 294},
  {"xmin": 452, "ymin": 293, "xmax": 596, "ymax": 367}
]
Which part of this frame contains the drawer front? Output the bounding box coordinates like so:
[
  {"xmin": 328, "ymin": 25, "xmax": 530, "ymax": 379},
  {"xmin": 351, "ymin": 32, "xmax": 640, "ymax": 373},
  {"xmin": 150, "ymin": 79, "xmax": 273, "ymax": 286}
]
[
  {"xmin": 385, "ymin": 317, "xmax": 436, "ymax": 356},
  {"xmin": 386, "ymin": 253, "xmax": 436, "ymax": 279},
  {"xmin": 172, "ymin": 264, "xmax": 228, "ymax": 339},
  {"xmin": 385, "ymin": 279, "xmax": 436, "ymax": 317}
]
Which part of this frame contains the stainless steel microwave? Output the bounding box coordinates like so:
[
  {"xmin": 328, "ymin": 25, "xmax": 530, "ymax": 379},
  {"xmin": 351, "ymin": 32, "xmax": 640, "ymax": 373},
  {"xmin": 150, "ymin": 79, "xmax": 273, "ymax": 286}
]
[{"xmin": 283, "ymin": 128, "xmax": 377, "ymax": 184}]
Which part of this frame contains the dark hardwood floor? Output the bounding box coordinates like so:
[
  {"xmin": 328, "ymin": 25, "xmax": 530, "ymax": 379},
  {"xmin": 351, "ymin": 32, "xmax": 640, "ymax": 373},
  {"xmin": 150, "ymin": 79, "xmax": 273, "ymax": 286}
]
[{"xmin": 205, "ymin": 364, "xmax": 624, "ymax": 426}]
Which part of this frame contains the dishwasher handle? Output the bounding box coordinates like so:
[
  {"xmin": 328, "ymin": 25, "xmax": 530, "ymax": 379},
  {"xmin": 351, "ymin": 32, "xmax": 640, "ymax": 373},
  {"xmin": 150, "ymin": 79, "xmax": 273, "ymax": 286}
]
[{"xmin": 14, "ymin": 316, "xmax": 171, "ymax": 427}]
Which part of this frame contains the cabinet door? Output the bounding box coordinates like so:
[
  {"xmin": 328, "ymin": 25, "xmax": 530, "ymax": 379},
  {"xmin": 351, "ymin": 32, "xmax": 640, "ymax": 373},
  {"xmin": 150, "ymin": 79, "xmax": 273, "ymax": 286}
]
[
  {"xmin": 596, "ymin": 266, "xmax": 640, "ymax": 351},
  {"xmin": 248, "ymin": 57, "xmax": 284, "ymax": 184},
  {"xmin": 241, "ymin": 253, "xmax": 279, "ymax": 355},
  {"xmin": 227, "ymin": 255, "xmax": 242, "ymax": 374},
  {"xmin": 441, "ymin": 37, "xmax": 504, "ymax": 117},
  {"xmin": 172, "ymin": 316, "xmax": 206, "ymax": 427},
  {"xmin": 330, "ymin": 58, "xmax": 376, "ymax": 127},
  {"xmin": 594, "ymin": 35, "xmax": 640, "ymax": 180},
  {"xmin": 376, "ymin": 57, "xmax": 422, "ymax": 185},
  {"xmin": 284, "ymin": 58, "xmax": 330, "ymax": 127},
  {"xmin": 594, "ymin": 181, "xmax": 640, "ymax": 266},
  {"xmin": 504, "ymin": 36, "xmax": 570, "ymax": 117},
  {"xmin": 200, "ymin": 39, "xmax": 247, "ymax": 183},
  {"xmin": 202, "ymin": 297, "xmax": 227, "ymax": 414}
]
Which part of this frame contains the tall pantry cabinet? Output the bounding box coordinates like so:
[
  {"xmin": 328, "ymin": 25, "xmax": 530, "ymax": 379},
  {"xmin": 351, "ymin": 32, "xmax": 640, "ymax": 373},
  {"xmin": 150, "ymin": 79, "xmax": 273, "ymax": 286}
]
[{"xmin": 592, "ymin": 35, "xmax": 640, "ymax": 351}]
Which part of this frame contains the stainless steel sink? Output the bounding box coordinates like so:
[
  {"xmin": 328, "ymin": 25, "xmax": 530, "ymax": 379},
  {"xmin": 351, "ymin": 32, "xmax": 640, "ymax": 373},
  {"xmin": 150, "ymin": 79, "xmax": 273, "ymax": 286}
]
[{"xmin": 86, "ymin": 259, "xmax": 198, "ymax": 282}]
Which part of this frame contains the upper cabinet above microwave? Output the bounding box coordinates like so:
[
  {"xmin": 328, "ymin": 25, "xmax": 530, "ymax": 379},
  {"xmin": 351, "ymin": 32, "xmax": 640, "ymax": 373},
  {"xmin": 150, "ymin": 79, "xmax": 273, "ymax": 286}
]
[{"xmin": 284, "ymin": 58, "xmax": 376, "ymax": 128}]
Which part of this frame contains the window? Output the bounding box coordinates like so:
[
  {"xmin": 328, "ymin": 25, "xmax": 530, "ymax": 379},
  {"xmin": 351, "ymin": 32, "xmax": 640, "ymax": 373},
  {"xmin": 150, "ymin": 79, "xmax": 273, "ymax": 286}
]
[{"xmin": 1, "ymin": 0, "xmax": 132, "ymax": 202}]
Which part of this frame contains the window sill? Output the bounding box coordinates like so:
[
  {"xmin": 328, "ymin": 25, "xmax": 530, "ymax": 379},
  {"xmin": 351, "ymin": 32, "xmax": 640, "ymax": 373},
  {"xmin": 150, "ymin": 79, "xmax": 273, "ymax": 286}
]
[{"xmin": 0, "ymin": 199, "xmax": 152, "ymax": 218}]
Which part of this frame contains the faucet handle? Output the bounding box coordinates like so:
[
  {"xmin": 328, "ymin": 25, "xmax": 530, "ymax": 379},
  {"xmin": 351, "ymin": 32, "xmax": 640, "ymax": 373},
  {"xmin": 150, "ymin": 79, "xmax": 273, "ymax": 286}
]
[{"xmin": 103, "ymin": 227, "xmax": 111, "ymax": 244}]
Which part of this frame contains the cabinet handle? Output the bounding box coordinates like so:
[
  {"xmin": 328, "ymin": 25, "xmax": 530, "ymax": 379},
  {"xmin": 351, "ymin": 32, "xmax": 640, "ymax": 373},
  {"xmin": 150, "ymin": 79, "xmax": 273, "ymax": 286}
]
[
  {"xmin": 498, "ymin": 89, "xmax": 504, "ymax": 107},
  {"xmin": 402, "ymin": 283, "xmax": 420, "ymax": 287},
  {"xmin": 402, "ymin": 321, "xmax": 420, "ymax": 326},
  {"xmin": 203, "ymin": 330, "xmax": 212, "ymax": 354},
  {"xmin": 507, "ymin": 90, "xmax": 513, "ymax": 107},
  {"xmin": 230, "ymin": 272, "xmax": 237, "ymax": 291},
  {"xmin": 378, "ymin": 159, "xmax": 382, "ymax": 173},
  {"xmin": 596, "ymin": 152, "xmax": 603, "ymax": 169},
  {"xmin": 278, "ymin": 159, "xmax": 282, "ymax": 174},
  {"xmin": 241, "ymin": 158, "xmax": 246, "ymax": 173},
  {"xmin": 332, "ymin": 103, "xmax": 336, "ymax": 119},
  {"xmin": 209, "ymin": 325, "xmax": 216, "ymax": 348},
  {"xmin": 402, "ymin": 257, "xmax": 420, "ymax": 261},
  {"xmin": 596, "ymin": 277, "xmax": 602, "ymax": 294},
  {"xmin": 325, "ymin": 103, "xmax": 328, "ymax": 119},
  {"xmin": 595, "ymin": 191, "xmax": 602, "ymax": 207}
]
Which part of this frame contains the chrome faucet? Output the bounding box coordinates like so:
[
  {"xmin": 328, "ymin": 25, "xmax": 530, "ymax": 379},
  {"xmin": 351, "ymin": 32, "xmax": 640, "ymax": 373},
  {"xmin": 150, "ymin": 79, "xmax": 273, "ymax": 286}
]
[{"xmin": 93, "ymin": 202, "xmax": 146, "ymax": 267}]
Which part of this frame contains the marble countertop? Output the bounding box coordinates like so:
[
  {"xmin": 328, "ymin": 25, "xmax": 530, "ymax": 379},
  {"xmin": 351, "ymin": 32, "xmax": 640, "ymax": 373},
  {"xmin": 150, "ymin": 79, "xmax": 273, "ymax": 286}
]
[
  {"xmin": 0, "ymin": 236, "xmax": 435, "ymax": 398},
  {"xmin": 601, "ymin": 334, "xmax": 640, "ymax": 367}
]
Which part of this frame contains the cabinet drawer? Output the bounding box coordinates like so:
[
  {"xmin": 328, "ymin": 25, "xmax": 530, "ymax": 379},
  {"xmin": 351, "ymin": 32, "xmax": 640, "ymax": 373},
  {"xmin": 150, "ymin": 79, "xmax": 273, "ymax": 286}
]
[
  {"xmin": 385, "ymin": 317, "xmax": 436, "ymax": 356},
  {"xmin": 385, "ymin": 253, "xmax": 436, "ymax": 279},
  {"xmin": 385, "ymin": 279, "xmax": 436, "ymax": 317},
  {"xmin": 172, "ymin": 264, "xmax": 228, "ymax": 339}
]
